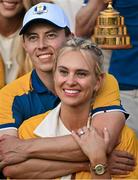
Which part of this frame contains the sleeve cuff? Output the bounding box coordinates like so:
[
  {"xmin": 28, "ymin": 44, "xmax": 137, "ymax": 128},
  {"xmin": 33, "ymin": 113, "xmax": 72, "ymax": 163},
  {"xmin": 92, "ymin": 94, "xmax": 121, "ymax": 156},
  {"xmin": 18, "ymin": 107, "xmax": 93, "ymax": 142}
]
[{"xmin": 92, "ymin": 105, "xmax": 129, "ymax": 120}]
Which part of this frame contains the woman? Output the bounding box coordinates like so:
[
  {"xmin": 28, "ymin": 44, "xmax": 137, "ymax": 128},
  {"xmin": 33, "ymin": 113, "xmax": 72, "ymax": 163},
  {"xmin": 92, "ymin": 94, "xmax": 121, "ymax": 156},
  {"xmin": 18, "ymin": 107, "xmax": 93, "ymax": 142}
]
[
  {"xmin": 52, "ymin": 37, "xmax": 110, "ymax": 178},
  {"xmin": 17, "ymin": 37, "xmax": 138, "ymax": 179},
  {"xmin": 0, "ymin": 0, "xmax": 33, "ymax": 88}
]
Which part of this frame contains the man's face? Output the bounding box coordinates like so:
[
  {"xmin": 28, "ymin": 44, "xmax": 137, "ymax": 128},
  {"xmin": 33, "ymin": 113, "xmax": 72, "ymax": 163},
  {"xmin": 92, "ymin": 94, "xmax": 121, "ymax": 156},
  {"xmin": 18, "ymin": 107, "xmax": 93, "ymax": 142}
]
[
  {"xmin": 23, "ymin": 23, "xmax": 69, "ymax": 73},
  {"xmin": 0, "ymin": 0, "xmax": 24, "ymax": 18}
]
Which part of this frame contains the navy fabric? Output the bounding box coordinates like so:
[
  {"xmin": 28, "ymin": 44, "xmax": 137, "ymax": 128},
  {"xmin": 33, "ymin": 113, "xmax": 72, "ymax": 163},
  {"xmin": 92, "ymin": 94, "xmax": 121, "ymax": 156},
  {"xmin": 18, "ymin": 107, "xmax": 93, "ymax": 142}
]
[
  {"xmin": 92, "ymin": 105, "xmax": 129, "ymax": 119},
  {"xmin": 12, "ymin": 70, "xmax": 60, "ymax": 128},
  {"xmin": 83, "ymin": 0, "xmax": 89, "ymax": 5},
  {"xmin": 109, "ymin": 0, "xmax": 138, "ymax": 90}
]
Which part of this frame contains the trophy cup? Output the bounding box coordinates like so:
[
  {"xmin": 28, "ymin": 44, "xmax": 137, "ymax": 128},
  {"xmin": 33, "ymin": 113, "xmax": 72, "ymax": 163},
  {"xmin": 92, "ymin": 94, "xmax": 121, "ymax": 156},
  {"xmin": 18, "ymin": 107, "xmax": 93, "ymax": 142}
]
[{"xmin": 92, "ymin": 1, "xmax": 132, "ymax": 49}]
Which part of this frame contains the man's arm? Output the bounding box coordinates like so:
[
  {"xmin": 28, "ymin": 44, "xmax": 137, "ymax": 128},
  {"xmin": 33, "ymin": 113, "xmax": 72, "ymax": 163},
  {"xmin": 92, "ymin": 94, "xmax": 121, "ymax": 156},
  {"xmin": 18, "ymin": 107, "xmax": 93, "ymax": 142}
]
[
  {"xmin": 2, "ymin": 149, "xmax": 134, "ymax": 179},
  {"xmin": 3, "ymin": 159, "xmax": 88, "ymax": 179},
  {"xmin": 0, "ymin": 123, "xmax": 135, "ymax": 178},
  {"xmin": 75, "ymin": 0, "xmax": 105, "ymax": 37},
  {"xmin": 0, "ymin": 110, "xmax": 124, "ymax": 164},
  {"xmin": 92, "ymin": 73, "xmax": 126, "ymax": 153},
  {"xmin": 92, "ymin": 111, "xmax": 125, "ymax": 153},
  {"xmin": 0, "ymin": 135, "xmax": 87, "ymax": 166}
]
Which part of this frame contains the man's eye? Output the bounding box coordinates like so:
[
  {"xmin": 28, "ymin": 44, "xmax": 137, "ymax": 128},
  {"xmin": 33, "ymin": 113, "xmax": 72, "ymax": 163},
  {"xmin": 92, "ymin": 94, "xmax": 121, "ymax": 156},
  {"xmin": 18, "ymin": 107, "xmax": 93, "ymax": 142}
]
[
  {"xmin": 28, "ymin": 36, "xmax": 37, "ymax": 41},
  {"xmin": 47, "ymin": 33, "xmax": 57, "ymax": 39}
]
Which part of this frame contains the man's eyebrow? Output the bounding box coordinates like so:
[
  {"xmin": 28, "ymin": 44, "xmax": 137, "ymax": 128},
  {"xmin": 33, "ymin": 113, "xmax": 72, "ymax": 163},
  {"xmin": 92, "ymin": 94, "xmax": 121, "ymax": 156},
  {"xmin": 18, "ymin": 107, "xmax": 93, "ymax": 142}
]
[
  {"xmin": 25, "ymin": 32, "xmax": 36, "ymax": 36},
  {"xmin": 45, "ymin": 28, "xmax": 61, "ymax": 33}
]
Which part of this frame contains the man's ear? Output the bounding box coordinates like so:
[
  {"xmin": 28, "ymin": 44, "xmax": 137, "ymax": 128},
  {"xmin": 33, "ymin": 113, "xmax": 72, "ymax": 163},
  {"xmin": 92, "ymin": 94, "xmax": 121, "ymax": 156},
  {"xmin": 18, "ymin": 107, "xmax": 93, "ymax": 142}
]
[
  {"xmin": 67, "ymin": 32, "xmax": 74, "ymax": 40},
  {"xmin": 22, "ymin": 36, "xmax": 28, "ymax": 52}
]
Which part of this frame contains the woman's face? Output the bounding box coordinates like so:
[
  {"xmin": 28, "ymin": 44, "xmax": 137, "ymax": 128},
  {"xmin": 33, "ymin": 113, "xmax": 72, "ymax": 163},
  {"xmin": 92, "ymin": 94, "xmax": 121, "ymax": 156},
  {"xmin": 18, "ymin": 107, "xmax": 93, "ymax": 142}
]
[
  {"xmin": 54, "ymin": 50, "xmax": 101, "ymax": 107},
  {"xmin": 0, "ymin": 0, "xmax": 24, "ymax": 18}
]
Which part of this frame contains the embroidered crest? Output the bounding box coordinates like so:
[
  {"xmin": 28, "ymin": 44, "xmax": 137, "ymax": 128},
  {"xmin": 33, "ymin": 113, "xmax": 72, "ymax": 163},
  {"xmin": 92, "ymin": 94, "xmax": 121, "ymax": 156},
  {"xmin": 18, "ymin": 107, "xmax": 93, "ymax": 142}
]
[{"xmin": 34, "ymin": 4, "xmax": 48, "ymax": 14}]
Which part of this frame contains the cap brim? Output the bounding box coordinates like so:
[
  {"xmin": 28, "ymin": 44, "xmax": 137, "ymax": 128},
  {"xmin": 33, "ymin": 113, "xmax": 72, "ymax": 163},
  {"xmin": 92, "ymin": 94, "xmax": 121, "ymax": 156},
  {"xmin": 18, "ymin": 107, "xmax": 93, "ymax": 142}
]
[{"xmin": 19, "ymin": 18, "xmax": 69, "ymax": 35}]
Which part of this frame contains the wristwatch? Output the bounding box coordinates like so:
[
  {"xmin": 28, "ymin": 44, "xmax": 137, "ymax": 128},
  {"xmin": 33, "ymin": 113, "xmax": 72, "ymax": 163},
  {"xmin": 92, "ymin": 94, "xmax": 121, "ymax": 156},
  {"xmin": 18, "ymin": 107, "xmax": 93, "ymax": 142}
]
[{"xmin": 90, "ymin": 164, "xmax": 107, "ymax": 175}]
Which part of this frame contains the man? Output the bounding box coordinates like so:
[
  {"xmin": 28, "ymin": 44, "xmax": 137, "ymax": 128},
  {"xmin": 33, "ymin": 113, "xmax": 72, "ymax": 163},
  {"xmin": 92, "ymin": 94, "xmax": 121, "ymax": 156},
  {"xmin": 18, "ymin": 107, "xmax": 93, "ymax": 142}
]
[
  {"xmin": 75, "ymin": 0, "xmax": 138, "ymax": 136},
  {"xmin": 0, "ymin": 2, "xmax": 134, "ymax": 179}
]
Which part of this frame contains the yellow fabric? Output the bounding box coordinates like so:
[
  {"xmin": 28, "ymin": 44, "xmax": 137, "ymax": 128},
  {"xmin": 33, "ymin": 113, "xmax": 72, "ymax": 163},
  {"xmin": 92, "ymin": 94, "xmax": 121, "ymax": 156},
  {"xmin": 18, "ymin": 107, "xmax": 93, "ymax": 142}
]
[
  {"xmin": 19, "ymin": 114, "xmax": 138, "ymax": 179},
  {"xmin": 94, "ymin": 73, "xmax": 120, "ymax": 109},
  {"xmin": 112, "ymin": 126, "xmax": 138, "ymax": 179},
  {"xmin": 0, "ymin": 55, "xmax": 5, "ymax": 89},
  {"xmin": 0, "ymin": 72, "xmax": 31, "ymax": 125},
  {"xmin": 19, "ymin": 112, "xmax": 49, "ymax": 139}
]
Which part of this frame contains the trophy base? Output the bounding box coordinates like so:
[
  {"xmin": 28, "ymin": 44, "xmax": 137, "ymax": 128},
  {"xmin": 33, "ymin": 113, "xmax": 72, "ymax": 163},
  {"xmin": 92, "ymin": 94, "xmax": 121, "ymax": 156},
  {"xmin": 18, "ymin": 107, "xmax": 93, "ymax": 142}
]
[{"xmin": 98, "ymin": 44, "xmax": 132, "ymax": 49}]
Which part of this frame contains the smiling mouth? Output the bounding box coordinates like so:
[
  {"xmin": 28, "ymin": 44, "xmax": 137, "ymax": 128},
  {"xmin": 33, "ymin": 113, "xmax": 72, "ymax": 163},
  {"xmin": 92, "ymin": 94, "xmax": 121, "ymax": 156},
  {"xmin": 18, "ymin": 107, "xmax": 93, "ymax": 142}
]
[
  {"xmin": 2, "ymin": 1, "xmax": 18, "ymax": 9},
  {"xmin": 64, "ymin": 89, "xmax": 80, "ymax": 94},
  {"xmin": 38, "ymin": 54, "xmax": 52, "ymax": 59}
]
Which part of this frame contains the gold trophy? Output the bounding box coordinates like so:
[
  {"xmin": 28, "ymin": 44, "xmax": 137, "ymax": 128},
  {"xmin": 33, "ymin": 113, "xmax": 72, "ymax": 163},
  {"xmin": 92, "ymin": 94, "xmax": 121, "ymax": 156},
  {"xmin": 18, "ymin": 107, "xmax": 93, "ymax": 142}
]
[{"xmin": 92, "ymin": 1, "xmax": 132, "ymax": 49}]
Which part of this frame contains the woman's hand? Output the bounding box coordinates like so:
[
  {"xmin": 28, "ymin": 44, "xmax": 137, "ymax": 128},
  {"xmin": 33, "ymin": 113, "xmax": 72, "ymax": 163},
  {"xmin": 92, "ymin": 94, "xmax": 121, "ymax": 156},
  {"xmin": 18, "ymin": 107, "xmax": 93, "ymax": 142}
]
[{"xmin": 71, "ymin": 126, "xmax": 110, "ymax": 162}]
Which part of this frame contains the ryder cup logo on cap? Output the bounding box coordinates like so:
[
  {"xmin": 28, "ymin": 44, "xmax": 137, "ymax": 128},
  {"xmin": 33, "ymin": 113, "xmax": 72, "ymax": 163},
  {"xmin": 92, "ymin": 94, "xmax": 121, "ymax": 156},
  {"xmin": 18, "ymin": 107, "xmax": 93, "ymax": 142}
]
[
  {"xmin": 34, "ymin": 4, "xmax": 48, "ymax": 14},
  {"xmin": 19, "ymin": 2, "xmax": 71, "ymax": 35}
]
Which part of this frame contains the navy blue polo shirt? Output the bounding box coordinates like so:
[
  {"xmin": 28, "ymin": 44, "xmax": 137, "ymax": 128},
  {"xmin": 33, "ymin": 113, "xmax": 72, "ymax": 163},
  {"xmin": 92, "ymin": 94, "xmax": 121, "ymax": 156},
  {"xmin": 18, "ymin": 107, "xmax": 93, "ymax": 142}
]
[{"xmin": 5, "ymin": 70, "xmax": 60, "ymax": 129}]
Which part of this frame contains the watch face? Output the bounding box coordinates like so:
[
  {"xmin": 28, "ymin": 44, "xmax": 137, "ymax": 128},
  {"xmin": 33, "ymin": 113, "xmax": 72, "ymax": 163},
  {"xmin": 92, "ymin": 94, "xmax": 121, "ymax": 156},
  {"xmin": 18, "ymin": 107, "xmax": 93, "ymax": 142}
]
[{"xmin": 95, "ymin": 164, "xmax": 106, "ymax": 175}]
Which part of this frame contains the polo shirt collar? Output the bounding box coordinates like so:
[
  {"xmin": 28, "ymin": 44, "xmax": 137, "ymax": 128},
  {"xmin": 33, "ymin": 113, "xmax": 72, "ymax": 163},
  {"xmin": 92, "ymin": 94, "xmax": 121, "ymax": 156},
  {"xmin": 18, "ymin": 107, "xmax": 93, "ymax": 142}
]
[
  {"xmin": 31, "ymin": 69, "xmax": 49, "ymax": 93},
  {"xmin": 34, "ymin": 103, "xmax": 61, "ymax": 137}
]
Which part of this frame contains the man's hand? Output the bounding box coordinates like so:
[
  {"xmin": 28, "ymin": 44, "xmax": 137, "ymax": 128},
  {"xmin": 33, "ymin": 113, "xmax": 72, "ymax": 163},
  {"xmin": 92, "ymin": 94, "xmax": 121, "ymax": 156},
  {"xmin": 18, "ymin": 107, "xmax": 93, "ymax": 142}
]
[
  {"xmin": 108, "ymin": 150, "xmax": 135, "ymax": 175},
  {"xmin": 0, "ymin": 135, "xmax": 29, "ymax": 169}
]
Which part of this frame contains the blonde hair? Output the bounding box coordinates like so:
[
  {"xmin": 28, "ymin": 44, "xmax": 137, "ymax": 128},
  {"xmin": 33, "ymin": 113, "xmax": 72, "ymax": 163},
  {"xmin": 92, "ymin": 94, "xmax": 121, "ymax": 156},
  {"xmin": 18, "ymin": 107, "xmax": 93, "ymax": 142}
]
[{"xmin": 53, "ymin": 37, "xmax": 104, "ymax": 78}]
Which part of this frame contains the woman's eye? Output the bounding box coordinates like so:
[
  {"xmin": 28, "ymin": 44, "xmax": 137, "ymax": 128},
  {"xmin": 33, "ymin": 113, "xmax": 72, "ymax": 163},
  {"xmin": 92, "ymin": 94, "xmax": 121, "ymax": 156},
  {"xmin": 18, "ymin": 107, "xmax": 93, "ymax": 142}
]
[
  {"xmin": 59, "ymin": 70, "xmax": 68, "ymax": 76},
  {"xmin": 77, "ymin": 72, "xmax": 87, "ymax": 78}
]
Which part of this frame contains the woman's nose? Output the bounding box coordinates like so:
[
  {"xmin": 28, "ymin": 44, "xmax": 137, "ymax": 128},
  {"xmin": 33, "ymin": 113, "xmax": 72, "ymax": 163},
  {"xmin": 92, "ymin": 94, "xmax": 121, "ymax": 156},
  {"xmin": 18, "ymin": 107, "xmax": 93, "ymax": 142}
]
[{"xmin": 66, "ymin": 75, "xmax": 77, "ymax": 86}]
